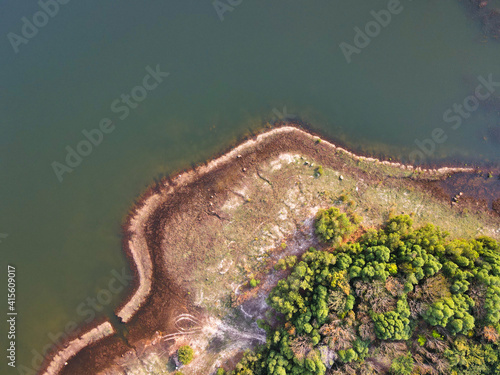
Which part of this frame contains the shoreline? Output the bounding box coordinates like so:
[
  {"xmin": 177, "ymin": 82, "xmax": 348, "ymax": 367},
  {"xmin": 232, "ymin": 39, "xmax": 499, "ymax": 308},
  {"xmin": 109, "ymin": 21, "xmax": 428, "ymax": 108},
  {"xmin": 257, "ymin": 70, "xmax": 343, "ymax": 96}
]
[
  {"xmin": 40, "ymin": 321, "xmax": 114, "ymax": 375},
  {"xmin": 40, "ymin": 124, "xmax": 498, "ymax": 375},
  {"xmin": 115, "ymin": 193, "xmax": 156, "ymax": 323}
]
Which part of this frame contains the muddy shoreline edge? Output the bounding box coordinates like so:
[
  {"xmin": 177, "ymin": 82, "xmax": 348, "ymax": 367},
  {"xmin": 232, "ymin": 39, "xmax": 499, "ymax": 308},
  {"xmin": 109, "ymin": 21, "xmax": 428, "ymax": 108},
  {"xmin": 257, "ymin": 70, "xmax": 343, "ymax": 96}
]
[{"xmin": 39, "ymin": 124, "xmax": 497, "ymax": 375}]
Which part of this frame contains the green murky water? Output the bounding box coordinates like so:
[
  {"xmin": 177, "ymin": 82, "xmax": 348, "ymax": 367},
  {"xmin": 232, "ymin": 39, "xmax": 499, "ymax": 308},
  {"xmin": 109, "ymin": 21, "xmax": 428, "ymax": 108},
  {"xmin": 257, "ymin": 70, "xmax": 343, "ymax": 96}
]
[{"xmin": 1, "ymin": 1, "xmax": 499, "ymax": 373}]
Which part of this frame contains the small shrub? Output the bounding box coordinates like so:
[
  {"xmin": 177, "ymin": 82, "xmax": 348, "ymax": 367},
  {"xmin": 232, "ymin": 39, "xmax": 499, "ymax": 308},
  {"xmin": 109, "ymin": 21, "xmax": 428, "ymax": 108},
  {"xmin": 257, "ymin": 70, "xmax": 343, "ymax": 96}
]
[
  {"xmin": 350, "ymin": 212, "xmax": 363, "ymax": 225},
  {"xmin": 390, "ymin": 352, "xmax": 414, "ymax": 375},
  {"xmin": 285, "ymin": 255, "xmax": 297, "ymax": 268},
  {"xmin": 178, "ymin": 345, "xmax": 194, "ymax": 365},
  {"xmin": 432, "ymin": 330, "xmax": 444, "ymax": 340},
  {"xmin": 314, "ymin": 165, "xmax": 324, "ymax": 178},
  {"xmin": 274, "ymin": 259, "xmax": 287, "ymax": 271},
  {"xmin": 249, "ymin": 278, "xmax": 260, "ymax": 287},
  {"xmin": 339, "ymin": 193, "xmax": 349, "ymax": 203},
  {"xmin": 418, "ymin": 335, "xmax": 427, "ymax": 346},
  {"xmin": 274, "ymin": 256, "xmax": 296, "ymax": 271},
  {"xmin": 216, "ymin": 368, "xmax": 226, "ymax": 375}
]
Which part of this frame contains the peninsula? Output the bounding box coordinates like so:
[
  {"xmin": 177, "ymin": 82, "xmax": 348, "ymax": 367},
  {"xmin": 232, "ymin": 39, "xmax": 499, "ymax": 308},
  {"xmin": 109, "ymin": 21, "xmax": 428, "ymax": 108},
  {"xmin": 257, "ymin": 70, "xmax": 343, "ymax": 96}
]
[{"xmin": 39, "ymin": 125, "xmax": 500, "ymax": 375}]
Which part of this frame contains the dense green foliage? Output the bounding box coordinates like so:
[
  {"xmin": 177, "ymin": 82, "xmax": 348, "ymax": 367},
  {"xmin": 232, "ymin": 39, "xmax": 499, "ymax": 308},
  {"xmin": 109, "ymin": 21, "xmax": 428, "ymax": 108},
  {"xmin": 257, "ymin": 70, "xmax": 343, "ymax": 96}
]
[
  {"xmin": 314, "ymin": 208, "xmax": 356, "ymax": 244},
  {"xmin": 389, "ymin": 352, "xmax": 414, "ymax": 375},
  {"xmin": 177, "ymin": 345, "xmax": 194, "ymax": 365},
  {"xmin": 231, "ymin": 214, "xmax": 500, "ymax": 374}
]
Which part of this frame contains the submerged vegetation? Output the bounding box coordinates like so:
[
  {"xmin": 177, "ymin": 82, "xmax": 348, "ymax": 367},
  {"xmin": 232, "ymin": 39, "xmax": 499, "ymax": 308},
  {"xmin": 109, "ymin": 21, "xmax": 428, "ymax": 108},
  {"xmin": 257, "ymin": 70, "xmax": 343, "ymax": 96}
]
[{"xmin": 231, "ymin": 213, "xmax": 500, "ymax": 374}]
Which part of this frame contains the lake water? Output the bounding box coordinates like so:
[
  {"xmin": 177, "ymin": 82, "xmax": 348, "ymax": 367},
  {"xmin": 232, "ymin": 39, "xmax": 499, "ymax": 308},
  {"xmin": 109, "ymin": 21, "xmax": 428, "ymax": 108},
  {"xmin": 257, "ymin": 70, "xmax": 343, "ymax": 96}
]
[{"xmin": 1, "ymin": 0, "xmax": 499, "ymax": 373}]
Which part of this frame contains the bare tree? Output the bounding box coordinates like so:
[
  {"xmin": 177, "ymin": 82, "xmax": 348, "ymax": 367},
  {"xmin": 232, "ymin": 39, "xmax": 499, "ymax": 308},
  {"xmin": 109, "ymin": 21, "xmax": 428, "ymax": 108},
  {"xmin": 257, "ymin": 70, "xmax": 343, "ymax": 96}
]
[
  {"xmin": 320, "ymin": 318, "xmax": 356, "ymax": 351},
  {"xmin": 290, "ymin": 335, "xmax": 312, "ymax": 360}
]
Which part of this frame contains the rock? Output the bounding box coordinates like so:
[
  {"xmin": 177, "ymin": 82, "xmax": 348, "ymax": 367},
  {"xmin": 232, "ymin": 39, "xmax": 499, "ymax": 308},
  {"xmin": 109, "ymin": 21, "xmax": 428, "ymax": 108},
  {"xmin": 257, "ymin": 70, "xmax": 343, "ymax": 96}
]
[{"xmin": 339, "ymin": 175, "xmax": 344, "ymax": 181}]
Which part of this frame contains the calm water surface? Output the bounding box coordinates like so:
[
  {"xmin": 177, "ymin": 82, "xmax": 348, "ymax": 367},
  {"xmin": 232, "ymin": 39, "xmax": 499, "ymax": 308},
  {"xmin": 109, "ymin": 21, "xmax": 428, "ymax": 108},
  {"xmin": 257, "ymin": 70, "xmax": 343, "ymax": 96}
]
[{"xmin": 1, "ymin": 0, "xmax": 499, "ymax": 372}]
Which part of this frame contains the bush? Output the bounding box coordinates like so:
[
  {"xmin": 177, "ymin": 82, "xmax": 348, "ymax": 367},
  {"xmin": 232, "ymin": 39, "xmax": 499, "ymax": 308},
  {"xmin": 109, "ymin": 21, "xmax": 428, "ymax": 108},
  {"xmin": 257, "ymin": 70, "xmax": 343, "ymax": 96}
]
[
  {"xmin": 274, "ymin": 256, "xmax": 296, "ymax": 271},
  {"xmin": 390, "ymin": 352, "xmax": 414, "ymax": 375},
  {"xmin": 315, "ymin": 207, "xmax": 355, "ymax": 244},
  {"xmin": 274, "ymin": 259, "xmax": 287, "ymax": 271},
  {"xmin": 417, "ymin": 335, "xmax": 427, "ymax": 346},
  {"xmin": 249, "ymin": 278, "xmax": 260, "ymax": 287},
  {"xmin": 314, "ymin": 165, "xmax": 324, "ymax": 177},
  {"xmin": 431, "ymin": 330, "xmax": 444, "ymax": 340},
  {"xmin": 216, "ymin": 368, "xmax": 226, "ymax": 375},
  {"xmin": 177, "ymin": 345, "xmax": 194, "ymax": 365}
]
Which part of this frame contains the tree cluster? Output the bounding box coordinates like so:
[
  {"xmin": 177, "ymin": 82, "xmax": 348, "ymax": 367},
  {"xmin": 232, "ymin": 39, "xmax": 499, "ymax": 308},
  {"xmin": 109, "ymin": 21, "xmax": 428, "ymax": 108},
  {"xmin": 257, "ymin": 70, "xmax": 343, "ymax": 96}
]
[{"xmin": 230, "ymin": 214, "xmax": 500, "ymax": 374}]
